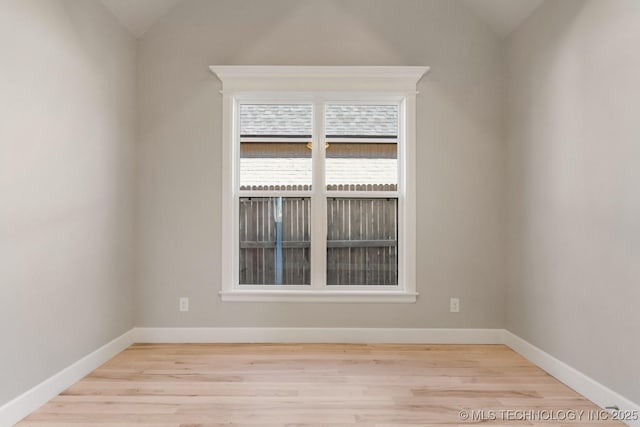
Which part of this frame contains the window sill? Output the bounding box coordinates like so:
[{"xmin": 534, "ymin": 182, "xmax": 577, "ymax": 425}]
[{"xmin": 219, "ymin": 289, "xmax": 418, "ymax": 303}]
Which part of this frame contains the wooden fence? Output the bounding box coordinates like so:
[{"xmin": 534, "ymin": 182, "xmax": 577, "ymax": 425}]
[{"xmin": 239, "ymin": 196, "xmax": 397, "ymax": 286}]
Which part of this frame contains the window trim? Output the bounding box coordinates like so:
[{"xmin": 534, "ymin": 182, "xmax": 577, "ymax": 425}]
[{"xmin": 211, "ymin": 66, "xmax": 428, "ymax": 303}]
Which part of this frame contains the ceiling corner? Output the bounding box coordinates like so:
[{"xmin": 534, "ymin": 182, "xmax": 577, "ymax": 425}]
[
  {"xmin": 100, "ymin": 0, "xmax": 180, "ymax": 38},
  {"xmin": 461, "ymin": 0, "xmax": 544, "ymax": 38}
]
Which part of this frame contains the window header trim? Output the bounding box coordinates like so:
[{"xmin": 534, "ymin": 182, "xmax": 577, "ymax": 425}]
[{"xmin": 210, "ymin": 65, "xmax": 430, "ymax": 94}]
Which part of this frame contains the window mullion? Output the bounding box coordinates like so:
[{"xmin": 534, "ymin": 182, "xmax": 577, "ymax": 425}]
[{"xmin": 311, "ymin": 100, "xmax": 327, "ymax": 290}]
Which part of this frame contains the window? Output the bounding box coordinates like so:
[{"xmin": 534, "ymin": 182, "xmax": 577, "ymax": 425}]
[{"xmin": 211, "ymin": 66, "xmax": 428, "ymax": 302}]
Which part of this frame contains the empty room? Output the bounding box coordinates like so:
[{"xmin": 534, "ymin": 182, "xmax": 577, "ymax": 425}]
[{"xmin": 1, "ymin": 0, "xmax": 639, "ymax": 425}]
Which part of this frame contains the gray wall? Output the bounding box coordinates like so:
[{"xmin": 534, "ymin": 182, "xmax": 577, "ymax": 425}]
[
  {"xmin": 0, "ymin": 0, "xmax": 136, "ymax": 406},
  {"xmin": 135, "ymin": 0, "xmax": 507, "ymax": 328},
  {"xmin": 506, "ymin": 0, "xmax": 640, "ymax": 404}
]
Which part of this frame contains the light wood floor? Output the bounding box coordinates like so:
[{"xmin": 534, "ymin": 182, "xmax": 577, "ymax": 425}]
[{"xmin": 17, "ymin": 344, "xmax": 622, "ymax": 426}]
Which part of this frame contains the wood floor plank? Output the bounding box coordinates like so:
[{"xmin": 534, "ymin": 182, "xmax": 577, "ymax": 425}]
[{"xmin": 16, "ymin": 344, "xmax": 623, "ymax": 426}]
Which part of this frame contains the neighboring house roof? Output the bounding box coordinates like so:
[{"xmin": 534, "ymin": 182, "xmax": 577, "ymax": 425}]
[
  {"xmin": 325, "ymin": 105, "xmax": 397, "ymax": 137},
  {"xmin": 240, "ymin": 104, "xmax": 397, "ymax": 137},
  {"xmin": 239, "ymin": 104, "xmax": 398, "ymax": 188},
  {"xmin": 241, "ymin": 105, "xmax": 312, "ymax": 136}
]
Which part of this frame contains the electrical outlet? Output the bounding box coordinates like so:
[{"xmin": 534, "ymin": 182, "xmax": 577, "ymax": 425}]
[
  {"xmin": 179, "ymin": 297, "xmax": 189, "ymax": 312},
  {"xmin": 450, "ymin": 297, "xmax": 460, "ymax": 313}
]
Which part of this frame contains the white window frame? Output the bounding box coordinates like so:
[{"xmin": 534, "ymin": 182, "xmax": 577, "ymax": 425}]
[{"xmin": 210, "ymin": 66, "xmax": 428, "ymax": 303}]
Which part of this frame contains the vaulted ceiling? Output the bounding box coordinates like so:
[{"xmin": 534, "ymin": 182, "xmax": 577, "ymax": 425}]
[
  {"xmin": 461, "ymin": 0, "xmax": 544, "ymax": 37},
  {"xmin": 100, "ymin": 0, "xmax": 544, "ymax": 39},
  {"xmin": 100, "ymin": 0, "xmax": 180, "ymax": 38}
]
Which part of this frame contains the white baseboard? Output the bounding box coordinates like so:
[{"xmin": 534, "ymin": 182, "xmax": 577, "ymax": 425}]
[
  {"xmin": 0, "ymin": 328, "xmax": 136, "ymax": 427},
  {"xmin": 134, "ymin": 327, "xmax": 504, "ymax": 344},
  {"xmin": 503, "ymin": 330, "xmax": 640, "ymax": 427},
  {"xmin": 3, "ymin": 327, "xmax": 638, "ymax": 427}
]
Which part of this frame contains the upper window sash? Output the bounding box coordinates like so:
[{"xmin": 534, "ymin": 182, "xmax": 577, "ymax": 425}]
[{"xmin": 235, "ymin": 98, "xmax": 405, "ymax": 196}]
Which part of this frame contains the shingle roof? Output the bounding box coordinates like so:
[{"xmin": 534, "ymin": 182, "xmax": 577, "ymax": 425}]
[
  {"xmin": 240, "ymin": 104, "xmax": 398, "ymax": 137},
  {"xmin": 240, "ymin": 105, "xmax": 312, "ymax": 136},
  {"xmin": 326, "ymin": 105, "xmax": 397, "ymax": 136}
]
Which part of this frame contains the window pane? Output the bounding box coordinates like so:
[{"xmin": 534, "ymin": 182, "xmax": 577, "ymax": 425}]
[
  {"xmin": 326, "ymin": 198, "xmax": 398, "ymax": 285},
  {"xmin": 240, "ymin": 104, "xmax": 313, "ymax": 190},
  {"xmin": 325, "ymin": 104, "xmax": 398, "ymax": 191},
  {"xmin": 239, "ymin": 197, "xmax": 310, "ymax": 285}
]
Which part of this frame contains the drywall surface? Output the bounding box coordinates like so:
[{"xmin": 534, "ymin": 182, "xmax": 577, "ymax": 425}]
[
  {"xmin": 506, "ymin": 0, "xmax": 640, "ymax": 404},
  {"xmin": 0, "ymin": 0, "xmax": 136, "ymax": 406},
  {"xmin": 135, "ymin": 0, "xmax": 506, "ymax": 328}
]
